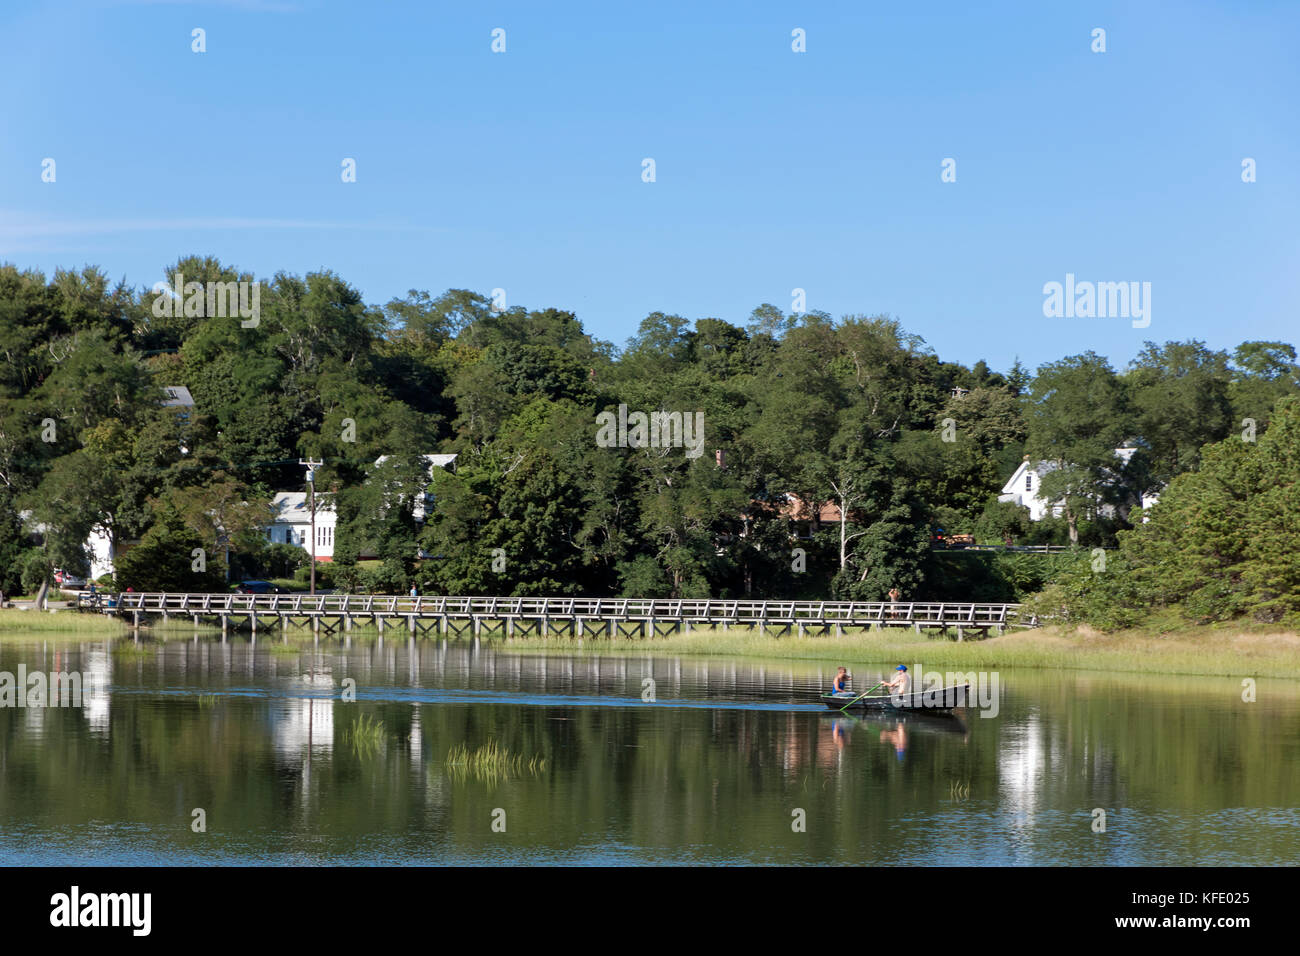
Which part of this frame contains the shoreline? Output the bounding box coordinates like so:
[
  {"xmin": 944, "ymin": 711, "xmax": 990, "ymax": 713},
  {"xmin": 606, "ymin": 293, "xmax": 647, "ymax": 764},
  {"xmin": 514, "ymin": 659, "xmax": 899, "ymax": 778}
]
[{"xmin": 2, "ymin": 609, "xmax": 1296, "ymax": 680}]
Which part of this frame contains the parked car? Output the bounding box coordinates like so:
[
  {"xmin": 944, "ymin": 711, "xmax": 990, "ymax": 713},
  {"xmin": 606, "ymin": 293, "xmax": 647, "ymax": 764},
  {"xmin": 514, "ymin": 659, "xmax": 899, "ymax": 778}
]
[
  {"xmin": 52, "ymin": 569, "xmax": 87, "ymax": 588},
  {"xmin": 234, "ymin": 580, "xmax": 291, "ymax": 594}
]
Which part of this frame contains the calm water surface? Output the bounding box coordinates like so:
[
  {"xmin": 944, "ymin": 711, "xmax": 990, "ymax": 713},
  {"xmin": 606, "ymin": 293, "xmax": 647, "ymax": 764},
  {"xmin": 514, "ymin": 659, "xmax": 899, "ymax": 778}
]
[{"xmin": 1, "ymin": 634, "xmax": 1297, "ymax": 865}]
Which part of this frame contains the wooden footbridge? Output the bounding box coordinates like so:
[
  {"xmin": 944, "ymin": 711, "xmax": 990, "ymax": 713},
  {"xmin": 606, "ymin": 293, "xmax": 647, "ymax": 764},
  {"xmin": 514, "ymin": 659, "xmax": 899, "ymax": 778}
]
[{"xmin": 84, "ymin": 593, "xmax": 1030, "ymax": 640}]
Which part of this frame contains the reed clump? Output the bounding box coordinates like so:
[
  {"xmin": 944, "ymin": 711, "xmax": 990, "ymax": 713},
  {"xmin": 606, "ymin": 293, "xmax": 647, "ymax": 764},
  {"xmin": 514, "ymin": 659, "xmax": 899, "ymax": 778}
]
[
  {"xmin": 444, "ymin": 739, "xmax": 548, "ymax": 783},
  {"xmin": 110, "ymin": 641, "xmax": 154, "ymax": 658},
  {"xmin": 342, "ymin": 712, "xmax": 386, "ymax": 757}
]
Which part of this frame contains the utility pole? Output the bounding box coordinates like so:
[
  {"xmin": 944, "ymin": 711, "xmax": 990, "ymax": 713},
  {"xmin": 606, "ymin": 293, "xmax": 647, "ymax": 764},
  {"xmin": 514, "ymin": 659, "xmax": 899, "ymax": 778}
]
[{"xmin": 299, "ymin": 459, "xmax": 324, "ymax": 595}]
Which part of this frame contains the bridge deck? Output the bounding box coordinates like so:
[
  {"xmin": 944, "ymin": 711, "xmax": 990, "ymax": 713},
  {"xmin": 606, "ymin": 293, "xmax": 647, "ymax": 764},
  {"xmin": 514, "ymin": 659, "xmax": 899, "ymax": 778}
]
[{"xmin": 82, "ymin": 593, "xmax": 1029, "ymax": 637}]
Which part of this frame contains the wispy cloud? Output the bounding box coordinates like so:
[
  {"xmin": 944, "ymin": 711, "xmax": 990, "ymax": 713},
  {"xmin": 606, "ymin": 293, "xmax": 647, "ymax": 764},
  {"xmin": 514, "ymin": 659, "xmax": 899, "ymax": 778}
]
[
  {"xmin": 0, "ymin": 213, "xmax": 440, "ymax": 253},
  {"xmin": 101, "ymin": 0, "xmax": 306, "ymax": 12}
]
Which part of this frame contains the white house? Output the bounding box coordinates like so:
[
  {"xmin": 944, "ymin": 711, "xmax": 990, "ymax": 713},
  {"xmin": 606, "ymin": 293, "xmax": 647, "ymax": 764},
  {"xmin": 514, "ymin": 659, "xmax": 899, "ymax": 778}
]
[
  {"xmin": 268, "ymin": 492, "xmax": 338, "ymax": 561},
  {"xmin": 265, "ymin": 454, "xmax": 457, "ymax": 560},
  {"xmin": 998, "ymin": 458, "xmax": 1060, "ymax": 521},
  {"xmin": 998, "ymin": 449, "xmax": 1159, "ymax": 521}
]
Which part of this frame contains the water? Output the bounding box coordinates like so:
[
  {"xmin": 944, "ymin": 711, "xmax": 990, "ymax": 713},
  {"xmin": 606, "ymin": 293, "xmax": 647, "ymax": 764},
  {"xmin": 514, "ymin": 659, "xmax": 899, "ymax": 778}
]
[{"xmin": 1, "ymin": 635, "xmax": 1297, "ymax": 865}]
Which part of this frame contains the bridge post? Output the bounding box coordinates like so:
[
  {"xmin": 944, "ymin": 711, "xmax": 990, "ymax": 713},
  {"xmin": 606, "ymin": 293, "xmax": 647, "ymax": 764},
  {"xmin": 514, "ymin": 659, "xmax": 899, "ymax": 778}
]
[
  {"xmin": 541, "ymin": 615, "xmax": 549, "ymax": 638},
  {"xmin": 956, "ymin": 626, "xmax": 964, "ymax": 642},
  {"xmin": 409, "ymin": 615, "xmax": 416, "ymax": 635},
  {"xmin": 377, "ymin": 616, "xmax": 384, "ymax": 635},
  {"xmin": 507, "ymin": 617, "xmax": 514, "ymax": 639},
  {"xmin": 797, "ymin": 622, "xmax": 805, "ymax": 638}
]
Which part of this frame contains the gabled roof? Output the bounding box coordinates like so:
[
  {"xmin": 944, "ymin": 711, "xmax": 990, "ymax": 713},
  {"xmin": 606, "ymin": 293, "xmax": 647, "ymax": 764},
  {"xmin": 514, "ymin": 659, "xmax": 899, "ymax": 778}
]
[
  {"xmin": 270, "ymin": 491, "xmax": 334, "ymax": 523},
  {"xmin": 999, "ymin": 459, "xmax": 1059, "ymax": 496}
]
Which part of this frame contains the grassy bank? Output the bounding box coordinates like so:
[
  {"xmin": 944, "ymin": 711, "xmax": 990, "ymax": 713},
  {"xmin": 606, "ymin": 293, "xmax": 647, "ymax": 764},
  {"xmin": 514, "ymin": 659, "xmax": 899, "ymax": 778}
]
[
  {"xmin": 483, "ymin": 624, "xmax": 1300, "ymax": 680},
  {"xmin": 0, "ymin": 608, "xmax": 129, "ymax": 636}
]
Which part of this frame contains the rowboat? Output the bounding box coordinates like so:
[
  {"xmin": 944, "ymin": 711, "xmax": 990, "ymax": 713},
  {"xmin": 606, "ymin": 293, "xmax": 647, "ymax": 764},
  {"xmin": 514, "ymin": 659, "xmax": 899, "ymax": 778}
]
[{"xmin": 820, "ymin": 683, "xmax": 971, "ymax": 712}]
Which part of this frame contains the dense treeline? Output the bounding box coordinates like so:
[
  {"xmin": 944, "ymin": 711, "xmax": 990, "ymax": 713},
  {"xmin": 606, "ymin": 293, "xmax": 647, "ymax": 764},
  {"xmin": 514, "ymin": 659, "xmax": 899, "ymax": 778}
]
[
  {"xmin": 1, "ymin": 257, "xmax": 1297, "ymax": 620},
  {"xmin": 1027, "ymin": 396, "xmax": 1300, "ymax": 627}
]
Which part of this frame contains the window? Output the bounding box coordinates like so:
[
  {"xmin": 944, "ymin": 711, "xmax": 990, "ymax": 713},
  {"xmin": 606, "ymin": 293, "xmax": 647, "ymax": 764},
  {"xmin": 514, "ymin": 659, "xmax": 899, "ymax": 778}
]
[{"xmin": 1025, "ymin": 474, "xmax": 1032, "ymax": 491}]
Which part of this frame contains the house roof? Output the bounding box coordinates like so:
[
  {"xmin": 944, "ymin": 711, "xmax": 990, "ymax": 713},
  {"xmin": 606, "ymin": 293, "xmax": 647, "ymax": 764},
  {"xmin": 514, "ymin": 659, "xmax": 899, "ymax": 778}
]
[
  {"xmin": 161, "ymin": 386, "xmax": 195, "ymax": 408},
  {"xmin": 270, "ymin": 491, "xmax": 334, "ymax": 524},
  {"xmin": 373, "ymin": 453, "xmax": 457, "ymax": 471},
  {"xmin": 751, "ymin": 493, "xmax": 846, "ymax": 523},
  {"xmin": 999, "ymin": 447, "xmax": 1150, "ymax": 496}
]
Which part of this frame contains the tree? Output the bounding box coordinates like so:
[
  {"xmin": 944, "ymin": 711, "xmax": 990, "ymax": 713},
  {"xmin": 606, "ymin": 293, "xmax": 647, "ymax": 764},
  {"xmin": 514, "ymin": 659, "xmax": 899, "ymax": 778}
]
[
  {"xmin": 1024, "ymin": 353, "xmax": 1132, "ymax": 544},
  {"xmin": 113, "ymin": 506, "xmax": 226, "ymax": 592},
  {"xmin": 1125, "ymin": 340, "xmax": 1232, "ymax": 485},
  {"xmin": 1229, "ymin": 341, "xmax": 1300, "ymax": 430}
]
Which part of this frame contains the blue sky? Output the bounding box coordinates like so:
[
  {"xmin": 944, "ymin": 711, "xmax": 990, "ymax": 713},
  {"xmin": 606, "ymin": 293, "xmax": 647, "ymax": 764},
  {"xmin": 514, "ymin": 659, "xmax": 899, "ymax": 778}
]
[{"xmin": 2, "ymin": 0, "xmax": 1297, "ymax": 372}]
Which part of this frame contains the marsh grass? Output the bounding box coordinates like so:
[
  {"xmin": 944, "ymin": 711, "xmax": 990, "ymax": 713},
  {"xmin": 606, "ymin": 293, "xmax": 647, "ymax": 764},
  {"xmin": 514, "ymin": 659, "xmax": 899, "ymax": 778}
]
[
  {"xmin": 342, "ymin": 713, "xmax": 386, "ymax": 758},
  {"xmin": 0, "ymin": 608, "xmax": 128, "ymax": 637},
  {"xmin": 444, "ymin": 739, "xmax": 548, "ymax": 784},
  {"xmin": 949, "ymin": 780, "xmax": 972, "ymax": 801},
  {"xmin": 265, "ymin": 643, "xmax": 301, "ymax": 656},
  {"xmin": 482, "ymin": 623, "xmax": 1300, "ymax": 679}
]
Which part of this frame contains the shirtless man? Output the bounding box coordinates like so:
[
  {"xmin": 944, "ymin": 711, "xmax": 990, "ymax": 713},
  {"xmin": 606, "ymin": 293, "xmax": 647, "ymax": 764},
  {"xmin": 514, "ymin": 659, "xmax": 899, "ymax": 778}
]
[{"xmin": 882, "ymin": 665, "xmax": 910, "ymax": 698}]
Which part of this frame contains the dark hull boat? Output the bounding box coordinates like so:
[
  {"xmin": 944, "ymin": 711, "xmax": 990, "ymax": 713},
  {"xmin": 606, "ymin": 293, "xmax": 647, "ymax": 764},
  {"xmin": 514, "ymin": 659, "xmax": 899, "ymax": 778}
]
[{"xmin": 820, "ymin": 683, "xmax": 971, "ymax": 713}]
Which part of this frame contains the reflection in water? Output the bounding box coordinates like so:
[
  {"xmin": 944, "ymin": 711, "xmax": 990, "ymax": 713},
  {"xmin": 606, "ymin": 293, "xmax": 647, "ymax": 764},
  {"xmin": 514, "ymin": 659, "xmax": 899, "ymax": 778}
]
[{"xmin": 0, "ymin": 637, "xmax": 1297, "ymax": 866}]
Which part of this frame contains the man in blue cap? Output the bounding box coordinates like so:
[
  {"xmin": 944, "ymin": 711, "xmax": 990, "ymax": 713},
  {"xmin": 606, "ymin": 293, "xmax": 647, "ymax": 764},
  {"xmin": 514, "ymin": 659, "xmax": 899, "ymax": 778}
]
[{"xmin": 882, "ymin": 664, "xmax": 910, "ymax": 697}]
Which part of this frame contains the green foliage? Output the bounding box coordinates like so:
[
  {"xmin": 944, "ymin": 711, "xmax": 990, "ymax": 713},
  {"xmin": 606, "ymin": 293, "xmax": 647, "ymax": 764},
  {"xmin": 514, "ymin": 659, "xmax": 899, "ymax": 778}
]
[
  {"xmin": 19, "ymin": 549, "xmax": 50, "ymax": 595},
  {"xmin": 0, "ymin": 258, "xmax": 1296, "ymax": 624},
  {"xmin": 1027, "ymin": 397, "xmax": 1300, "ymax": 629},
  {"xmin": 113, "ymin": 506, "xmax": 227, "ymax": 592}
]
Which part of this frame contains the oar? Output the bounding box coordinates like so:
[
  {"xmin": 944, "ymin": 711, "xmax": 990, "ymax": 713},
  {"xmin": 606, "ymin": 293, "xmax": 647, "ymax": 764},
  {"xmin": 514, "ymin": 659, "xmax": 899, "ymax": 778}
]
[{"xmin": 839, "ymin": 680, "xmax": 885, "ymax": 713}]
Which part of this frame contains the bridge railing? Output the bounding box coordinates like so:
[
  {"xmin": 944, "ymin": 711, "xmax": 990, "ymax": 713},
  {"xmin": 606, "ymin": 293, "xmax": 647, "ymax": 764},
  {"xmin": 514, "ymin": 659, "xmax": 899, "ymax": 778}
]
[{"xmin": 104, "ymin": 593, "xmax": 1025, "ymax": 625}]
